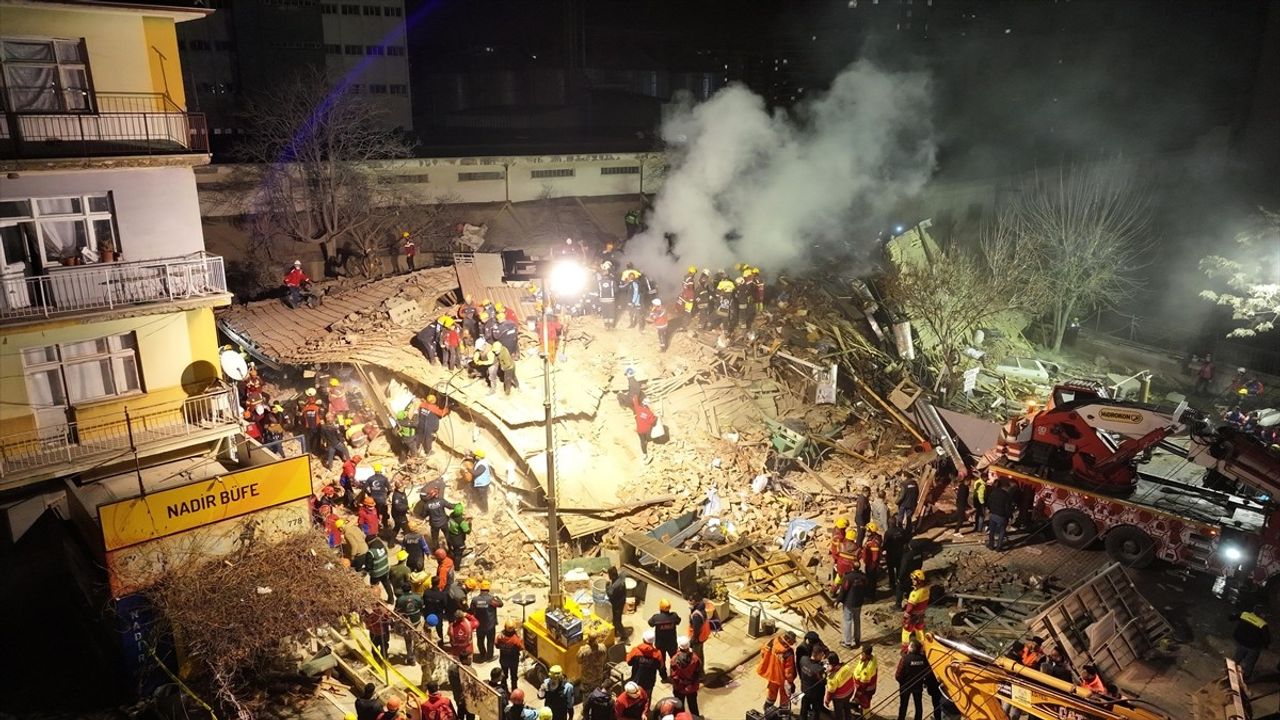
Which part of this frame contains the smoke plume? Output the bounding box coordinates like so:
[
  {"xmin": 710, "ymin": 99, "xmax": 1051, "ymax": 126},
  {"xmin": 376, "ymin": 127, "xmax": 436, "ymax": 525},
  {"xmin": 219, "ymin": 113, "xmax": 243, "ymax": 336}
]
[{"xmin": 626, "ymin": 60, "xmax": 937, "ymax": 287}]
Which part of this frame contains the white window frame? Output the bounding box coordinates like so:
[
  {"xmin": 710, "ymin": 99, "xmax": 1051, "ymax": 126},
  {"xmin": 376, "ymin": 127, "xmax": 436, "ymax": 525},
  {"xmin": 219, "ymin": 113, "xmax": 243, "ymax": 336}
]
[
  {"xmin": 0, "ymin": 193, "xmax": 118, "ymax": 266},
  {"xmin": 0, "ymin": 35, "xmax": 92, "ymax": 113},
  {"xmin": 21, "ymin": 332, "xmax": 143, "ymax": 406}
]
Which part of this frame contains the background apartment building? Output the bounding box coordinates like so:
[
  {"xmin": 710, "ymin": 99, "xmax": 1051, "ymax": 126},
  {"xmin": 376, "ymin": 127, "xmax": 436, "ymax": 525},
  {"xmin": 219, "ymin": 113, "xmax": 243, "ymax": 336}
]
[{"xmin": 177, "ymin": 0, "xmax": 411, "ymax": 157}]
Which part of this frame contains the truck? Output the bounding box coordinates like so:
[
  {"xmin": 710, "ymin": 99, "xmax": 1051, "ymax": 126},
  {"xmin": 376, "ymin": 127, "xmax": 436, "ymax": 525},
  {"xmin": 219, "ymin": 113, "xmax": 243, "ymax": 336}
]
[{"xmin": 931, "ymin": 380, "xmax": 1280, "ymax": 607}]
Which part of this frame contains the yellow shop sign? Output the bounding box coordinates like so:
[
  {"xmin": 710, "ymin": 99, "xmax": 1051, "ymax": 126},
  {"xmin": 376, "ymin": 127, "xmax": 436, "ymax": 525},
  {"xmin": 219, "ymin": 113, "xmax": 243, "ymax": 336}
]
[{"xmin": 100, "ymin": 456, "xmax": 312, "ymax": 551}]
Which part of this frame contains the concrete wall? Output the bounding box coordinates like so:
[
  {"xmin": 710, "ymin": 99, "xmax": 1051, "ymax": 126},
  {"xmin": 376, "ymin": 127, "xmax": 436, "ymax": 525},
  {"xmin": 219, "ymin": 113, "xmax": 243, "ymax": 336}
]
[
  {"xmin": 194, "ymin": 151, "xmax": 667, "ymax": 216},
  {"xmin": 2, "ymin": 166, "xmax": 206, "ymax": 262},
  {"xmin": 1, "ymin": 4, "xmax": 189, "ymax": 101},
  {"xmin": 0, "ymin": 307, "xmax": 221, "ymax": 432}
]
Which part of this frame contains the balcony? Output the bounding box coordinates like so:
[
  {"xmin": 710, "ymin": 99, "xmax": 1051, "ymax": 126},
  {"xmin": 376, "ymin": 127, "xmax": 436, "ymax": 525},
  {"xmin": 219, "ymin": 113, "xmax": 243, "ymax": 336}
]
[
  {"xmin": 0, "ymin": 91, "xmax": 208, "ymax": 160},
  {"xmin": 0, "ymin": 386, "xmax": 242, "ymax": 488},
  {"xmin": 0, "ymin": 252, "xmax": 230, "ymax": 324}
]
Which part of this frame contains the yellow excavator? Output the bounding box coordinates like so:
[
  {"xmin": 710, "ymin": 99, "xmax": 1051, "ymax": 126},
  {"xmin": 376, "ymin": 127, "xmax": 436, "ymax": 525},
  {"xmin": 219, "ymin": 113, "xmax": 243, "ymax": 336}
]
[{"xmin": 922, "ymin": 633, "xmax": 1178, "ymax": 720}]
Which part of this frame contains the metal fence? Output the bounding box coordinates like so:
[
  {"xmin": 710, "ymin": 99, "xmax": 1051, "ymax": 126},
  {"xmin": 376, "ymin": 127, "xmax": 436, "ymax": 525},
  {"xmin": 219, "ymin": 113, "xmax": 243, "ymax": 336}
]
[
  {"xmin": 0, "ymin": 387, "xmax": 240, "ymax": 482},
  {"xmin": 0, "ymin": 253, "xmax": 228, "ymax": 322}
]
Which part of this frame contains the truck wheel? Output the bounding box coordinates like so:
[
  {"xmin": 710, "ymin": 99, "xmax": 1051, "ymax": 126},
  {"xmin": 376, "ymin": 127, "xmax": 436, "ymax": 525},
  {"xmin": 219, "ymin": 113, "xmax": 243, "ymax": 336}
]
[
  {"xmin": 1051, "ymin": 510, "xmax": 1098, "ymax": 549},
  {"xmin": 1104, "ymin": 525, "xmax": 1155, "ymax": 568}
]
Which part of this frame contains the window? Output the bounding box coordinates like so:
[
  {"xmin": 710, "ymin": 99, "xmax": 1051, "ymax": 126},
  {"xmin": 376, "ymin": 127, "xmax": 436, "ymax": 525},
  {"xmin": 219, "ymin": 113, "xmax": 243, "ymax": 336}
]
[
  {"xmin": 345, "ymin": 44, "xmax": 363, "ymax": 55},
  {"xmin": 0, "ymin": 37, "xmax": 91, "ymax": 112},
  {"xmin": 341, "ymin": 3, "xmax": 360, "ymax": 14},
  {"xmin": 0, "ymin": 194, "xmax": 117, "ymax": 266},
  {"xmin": 321, "ymin": 3, "xmax": 338, "ymax": 12},
  {"xmin": 531, "ymin": 168, "xmax": 574, "ymax": 179},
  {"xmin": 459, "ymin": 171, "xmax": 504, "ymax": 182},
  {"xmin": 369, "ymin": 84, "xmax": 387, "ymax": 94},
  {"xmin": 348, "ymin": 84, "xmax": 363, "ymax": 94},
  {"xmin": 22, "ymin": 333, "xmax": 142, "ymax": 406},
  {"xmin": 394, "ymin": 173, "xmax": 428, "ymax": 183},
  {"xmin": 386, "ymin": 45, "xmax": 405, "ymax": 56},
  {"xmin": 366, "ymin": 45, "xmax": 385, "ymax": 56},
  {"xmin": 601, "ymin": 166, "xmax": 640, "ymax": 175},
  {"xmin": 363, "ymin": 5, "xmax": 382, "ymax": 15},
  {"xmin": 385, "ymin": 6, "xmax": 403, "ymax": 17},
  {"xmin": 389, "ymin": 84, "xmax": 408, "ymax": 95},
  {"xmin": 325, "ymin": 44, "xmax": 341, "ymax": 55}
]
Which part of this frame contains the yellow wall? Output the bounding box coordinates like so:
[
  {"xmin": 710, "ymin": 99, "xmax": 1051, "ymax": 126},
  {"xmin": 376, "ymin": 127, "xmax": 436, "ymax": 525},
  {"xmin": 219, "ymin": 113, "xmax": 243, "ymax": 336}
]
[
  {"xmin": 1, "ymin": 6, "xmax": 186, "ymax": 100},
  {"xmin": 142, "ymin": 16, "xmax": 186, "ymax": 107},
  {"xmin": 0, "ymin": 307, "xmax": 221, "ymax": 434}
]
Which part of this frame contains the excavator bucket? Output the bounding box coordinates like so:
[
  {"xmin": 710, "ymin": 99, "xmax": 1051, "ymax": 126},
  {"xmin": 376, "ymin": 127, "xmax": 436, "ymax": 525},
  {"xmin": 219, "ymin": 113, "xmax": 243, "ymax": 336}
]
[{"xmin": 1191, "ymin": 660, "xmax": 1252, "ymax": 720}]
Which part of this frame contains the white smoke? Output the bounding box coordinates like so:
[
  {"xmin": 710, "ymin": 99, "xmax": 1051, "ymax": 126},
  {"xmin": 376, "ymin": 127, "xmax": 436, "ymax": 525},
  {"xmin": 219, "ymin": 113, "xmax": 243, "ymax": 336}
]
[{"xmin": 626, "ymin": 60, "xmax": 936, "ymax": 286}]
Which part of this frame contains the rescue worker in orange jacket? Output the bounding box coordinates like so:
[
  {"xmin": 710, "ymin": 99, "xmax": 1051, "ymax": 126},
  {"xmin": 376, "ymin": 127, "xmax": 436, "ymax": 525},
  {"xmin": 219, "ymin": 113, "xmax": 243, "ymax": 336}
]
[
  {"xmin": 861, "ymin": 521, "xmax": 883, "ymax": 600},
  {"xmin": 829, "ymin": 517, "xmax": 850, "ymax": 580},
  {"xmin": 835, "ymin": 528, "xmax": 860, "ymax": 579},
  {"xmin": 626, "ymin": 628, "xmax": 668, "ymax": 698},
  {"xmin": 902, "ymin": 569, "xmax": 930, "ymax": 652},
  {"xmin": 756, "ymin": 630, "xmax": 797, "ymax": 710}
]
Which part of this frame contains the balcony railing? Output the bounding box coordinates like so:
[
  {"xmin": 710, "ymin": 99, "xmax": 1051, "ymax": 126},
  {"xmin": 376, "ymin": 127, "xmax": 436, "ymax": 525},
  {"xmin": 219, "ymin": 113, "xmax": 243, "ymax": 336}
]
[
  {"xmin": 0, "ymin": 387, "xmax": 241, "ymax": 483},
  {"xmin": 0, "ymin": 252, "xmax": 228, "ymax": 323},
  {"xmin": 0, "ymin": 90, "xmax": 208, "ymax": 160}
]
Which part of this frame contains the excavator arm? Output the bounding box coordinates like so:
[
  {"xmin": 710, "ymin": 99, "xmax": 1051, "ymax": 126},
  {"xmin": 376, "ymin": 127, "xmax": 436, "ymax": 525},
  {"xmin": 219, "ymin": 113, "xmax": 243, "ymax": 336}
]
[{"xmin": 923, "ymin": 633, "xmax": 1175, "ymax": 720}]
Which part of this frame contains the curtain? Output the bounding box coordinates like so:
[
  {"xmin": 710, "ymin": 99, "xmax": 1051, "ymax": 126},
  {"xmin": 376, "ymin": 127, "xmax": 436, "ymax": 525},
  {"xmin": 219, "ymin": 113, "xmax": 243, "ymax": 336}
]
[
  {"xmin": 3, "ymin": 65, "xmax": 57, "ymax": 111},
  {"xmin": 23, "ymin": 368, "xmax": 63, "ymax": 407},
  {"xmin": 64, "ymin": 359, "xmax": 114, "ymax": 402},
  {"xmin": 39, "ymin": 220, "xmax": 86, "ymax": 262}
]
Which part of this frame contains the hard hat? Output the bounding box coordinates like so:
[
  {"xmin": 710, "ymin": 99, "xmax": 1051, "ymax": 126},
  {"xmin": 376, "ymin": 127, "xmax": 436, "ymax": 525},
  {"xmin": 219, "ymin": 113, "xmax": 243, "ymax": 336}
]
[
  {"xmin": 335, "ymin": 519, "xmax": 345, "ymax": 528},
  {"xmin": 329, "ymin": 378, "xmax": 340, "ymax": 387},
  {"xmin": 601, "ymin": 260, "xmax": 613, "ymax": 270},
  {"xmin": 402, "ymin": 231, "xmax": 411, "ymax": 238},
  {"xmin": 659, "ymin": 598, "xmax": 671, "ymax": 611},
  {"xmin": 549, "ymin": 664, "xmax": 563, "ymax": 676},
  {"xmin": 700, "ymin": 268, "xmax": 710, "ymax": 276},
  {"xmin": 1239, "ymin": 367, "xmax": 1248, "ymax": 373},
  {"xmin": 735, "ymin": 277, "xmax": 744, "ymax": 284},
  {"xmin": 911, "ymin": 569, "xmax": 926, "ymax": 582},
  {"xmin": 397, "ymin": 550, "xmax": 408, "ymax": 561},
  {"xmin": 452, "ymin": 503, "xmax": 465, "ymax": 515},
  {"xmin": 479, "ymin": 311, "xmax": 490, "ymax": 321},
  {"xmin": 480, "ymin": 580, "xmax": 491, "ymax": 590},
  {"xmin": 625, "ymin": 681, "xmax": 641, "ymax": 696},
  {"xmin": 835, "ymin": 517, "xmax": 848, "ymax": 529},
  {"xmin": 643, "ymin": 628, "xmax": 656, "ymax": 643},
  {"xmin": 427, "ymin": 394, "xmax": 437, "ymax": 403},
  {"xmin": 677, "ymin": 635, "xmax": 691, "ymax": 649},
  {"xmin": 866, "ymin": 521, "xmax": 879, "ymax": 533},
  {"xmin": 426, "ymin": 613, "xmax": 440, "ymax": 627},
  {"xmin": 538, "ymin": 708, "xmax": 553, "ymax": 720},
  {"xmin": 494, "ymin": 302, "xmax": 505, "ymax": 312},
  {"xmin": 386, "ymin": 697, "xmax": 402, "ymax": 710},
  {"xmin": 293, "ymin": 260, "xmax": 302, "ymax": 267},
  {"xmin": 509, "ymin": 688, "xmax": 525, "ymax": 703},
  {"xmin": 845, "ymin": 529, "xmax": 857, "ymax": 540},
  {"xmin": 565, "ymin": 237, "xmax": 574, "ymax": 244},
  {"xmin": 504, "ymin": 619, "xmax": 518, "ymax": 632},
  {"xmin": 687, "ymin": 265, "xmax": 697, "ymax": 274},
  {"xmin": 473, "ymin": 449, "xmax": 486, "ymax": 459},
  {"xmin": 372, "ymin": 463, "xmax": 383, "ymax": 472},
  {"xmin": 625, "ymin": 367, "xmax": 635, "ymax": 377},
  {"xmin": 464, "ymin": 577, "xmax": 478, "ymax": 591},
  {"xmin": 652, "ymin": 298, "xmax": 662, "ymax": 305},
  {"xmin": 362, "ymin": 496, "xmax": 376, "ymax": 506},
  {"xmin": 305, "ymin": 387, "xmax": 317, "ymax": 396},
  {"xmin": 345, "ymin": 714, "xmax": 357, "ymax": 720},
  {"xmin": 434, "ymin": 548, "xmax": 448, "ymax": 560}
]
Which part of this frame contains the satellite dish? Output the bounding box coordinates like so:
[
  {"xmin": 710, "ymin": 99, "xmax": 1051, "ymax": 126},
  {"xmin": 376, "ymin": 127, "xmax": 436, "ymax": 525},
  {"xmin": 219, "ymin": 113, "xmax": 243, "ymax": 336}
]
[{"xmin": 220, "ymin": 350, "xmax": 249, "ymax": 381}]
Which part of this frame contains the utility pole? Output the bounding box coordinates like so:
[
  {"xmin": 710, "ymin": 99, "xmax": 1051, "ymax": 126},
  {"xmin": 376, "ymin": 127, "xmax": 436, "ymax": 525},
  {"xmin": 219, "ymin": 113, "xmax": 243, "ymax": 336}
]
[{"xmin": 542, "ymin": 279, "xmax": 563, "ymax": 612}]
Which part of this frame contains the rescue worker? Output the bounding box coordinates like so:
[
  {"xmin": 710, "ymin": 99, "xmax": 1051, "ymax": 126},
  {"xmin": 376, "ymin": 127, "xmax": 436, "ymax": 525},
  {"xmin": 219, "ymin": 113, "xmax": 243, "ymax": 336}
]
[
  {"xmin": 1079, "ymin": 663, "xmax": 1109, "ymax": 696},
  {"xmin": 366, "ymin": 463, "xmax": 391, "ymax": 523},
  {"xmin": 627, "ymin": 628, "xmax": 668, "ymax": 697},
  {"xmin": 342, "ymin": 518, "xmax": 369, "ymax": 571},
  {"xmin": 679, "ymin": 266, "xmax": 698, "ymax": 329},
  {"xmin": 441, "ymin": 316, "xmax": 461, "ymax": 370},
  {"xmin": 445, "ymin": 503, "xmax": 470, "ymax": 567},
  {"xmin": 896, "ymin": 640, "xmax": 930, "ymax": 720},
  {"xmin": 632, "ymin": 395, "xmax": 658, "ymax": 461},
  {"xmin": 622, "ymin": 269, "xmax": 647, "ymax": 329},
  {"xmin": 320, "ymin": 415, "xmax": 351, "ymax": 470},
  {"xmin": 366, "ymin": 534, "xmax": 394, "ymax": 602},
  {"xmin": 576, "ymin": 631, "xmax": 607, "ymax": 692},
  {"xmin": 495, "ymin": 313, "xmax": 519, "ymax": 355},
  {"xmin": 825, "ymin": 652, "xmax": 856, "ymax": 720},
  {"xmin": 326, "ymin": 377, "xmax": 348, "ymax": 414},
  {"xmin": 1019, "ymin": 636, "xmax": 1045, "ymax": 669},
  {"xmin": 614, "ymin": 682, "xmax": 649, "ymax": 720},
  {"xmin": 390, "ymin": 481, "xmax": 410, "ymax": 535},
  {"xmin": 748, "ymin": 267, "xmax": 765, "ymax": 319},
  {"xmin": 648, "ymin": 598, "xmax": 682, "ymax": 663},
  {"xmin": 624, "ymin": 208, "xmax": 641, "ymax": 238},
  {"xmin": 598, "ymin": 263, "xmax": 618, "ymax": 328},
  {"xmin": 504, "ymin": 689, "xmax": 537, "ymax": 720},
  {"xmin": 478, "ymin": 311, "xmax": 498, "ymax": 347},
  {"xmin": 862, "ymin": 521, "xmax": 883, "ymax": 600},
  {"xmin": 300, "ymin": 389, "xmax": 324, "ymax": 455},
  {"xmin": 395, "ymin": 408, "xmax": 416, "ymax": 456},
  {"xmin": 581, "ymin": 683, "xmax": 613, "ymax": 720},
  {"xmin": 323, "ymin": 509, "xmax": 343, "ymax": 548},
  {"xmin": 835, "ymin": 528, "xmax": 859, "ymax": 580},
  {"xmin": 713, "ymin": 278, "xmax": 735, "ymax": 332},
  {"xmin": 854, "ymin": 485, "xmax": 871, "ymax": 546},
  {"xmin": 283, "ymin": 260, "xmax": 310, "ymax": 308},
  {"xmin": 433, "ymin": 547, "xmax": 455, "ymax": 592},
  {"xmin": 494, "ymin": 342, "xmax": 519, "ymax": 396},
  {"xmin": 649, "ymin": 298, "xmax": 671, "ymax": 352},
  {"xmin": 798, "ymin": 640, "xmax": 828, "ymax": 720},
  {"xmin": 896, "ymin": 477, "xmax": 919, "ymax": 532},
  {"xmin": 462, "ymin": 449, "xmax": 493, "ymax": 513},
  {"xmin": 687, "ymin": 595, "xmax": 712, "ymax": 660},
  {"xmin": 851, "ymin": 643, "xmax": 879, "ymax": 717},
  {"xmin": 469, "ymin": 580, "xmax": 503, "ymax": 662},
  {"xmin": 393, "ymin": 572, "xmax": 424, "ymax": 659},
  {"xmin": 496, "ymin": 619, "xmax": 524, "ymax": 691},
  {"xmin": 733, "ymin": 276, "xmax": 751, "ymax": 331},
  {"xmin": 830, "ymin": 517, "xmax": 850, "ymax": 580},
  {"xmin": 902, "ymin": 569, "xmax": 930, "ymax": 652},
  {"xmin": 448, "ymin": 609, "xmax": 478, "ymax": 665},
  {"xmin": 607, "ymin": 567, "xmax": 629, "ymax": 639},
  {"xmin": 415, "ymin": 398, "xmax": 441, "ymax": 456},
  {"xmin": 537, "ymin": 665, "xmax": 574, "ymax": 720},
  {"xmin": 971, "ymin": 472, "xmax": 988, "ymax": 533},
  {"xmin": 402, "ymin": 520, "xmax": 428, "ymax": 572},
  {"xmin": 417, "ymin": 319, "xmax": 441, "ymax": 364},
  {"xmin": 362, "ymin": 593, "xmax": 392, "ymax": 660},
  {"xmin": 1232, "ymin": 603, "xmax": 1271, "ymax": 680},
  {"xmin": 472, "ymin": 340, "xmax": 498, "ymax": 394},
  {"xmin": 669, "ymin": 635, "xmax": 702, "ymax": 717},
  {"xmin": 358, "ymin": 495, "xmax": 381, "ymax": 538},
  {"xmin": 694, "ymin": 270, "xmax": 714, "ymax": 331},
  {"xmin": 400, "ymin": 231, "xmax": 417, "ymax": 271},
  {"xmin": 756, "ymin": 630, "xmax": 797, "ymax": 711},
  {"xmin": 457, "ymin": 294, "xmax": 479, "ymax": 341},
  {"xmin": 1040, "ymin": 646, "xmax": 1073, "ymax": 683},
  {"xmin": 421, "ymin": 485, "xmax": 452, "ymax": 550},
  {"xmin": 535, "ymin": 308, "xmax": 564, "ymax": 363}
]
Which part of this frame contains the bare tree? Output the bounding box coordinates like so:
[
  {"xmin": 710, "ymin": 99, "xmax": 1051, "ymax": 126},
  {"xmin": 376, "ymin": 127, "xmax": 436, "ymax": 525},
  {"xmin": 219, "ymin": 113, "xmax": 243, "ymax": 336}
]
[
  {"xmin": 235, "ymin": 68, "xmax": 415, "ymax": 275},
  {"xmin": 1200, "ymin": 207, "xmax": 1280, "ymax": 337},
  {"xmin": 997, "ymin": 163, "xmax": 1153, "ymax": 351}
]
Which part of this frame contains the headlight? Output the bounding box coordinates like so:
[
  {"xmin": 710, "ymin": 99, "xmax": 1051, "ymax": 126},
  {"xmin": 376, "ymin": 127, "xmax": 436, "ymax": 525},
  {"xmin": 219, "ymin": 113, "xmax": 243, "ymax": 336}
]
[{"xmin": 1222, "ymin": 544, "xmax": 1245, "ymax": 562}]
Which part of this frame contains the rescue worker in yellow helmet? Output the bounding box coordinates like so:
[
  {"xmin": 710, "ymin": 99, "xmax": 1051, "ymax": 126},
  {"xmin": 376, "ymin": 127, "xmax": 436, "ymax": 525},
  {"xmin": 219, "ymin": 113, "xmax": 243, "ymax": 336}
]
[
  {"xmin": 538, "ymin": 664, "xmax": 575, "ymax": 720},
  {"xmin": 901, "ymin": 569, "xmax": 929, "ymax": 651}
]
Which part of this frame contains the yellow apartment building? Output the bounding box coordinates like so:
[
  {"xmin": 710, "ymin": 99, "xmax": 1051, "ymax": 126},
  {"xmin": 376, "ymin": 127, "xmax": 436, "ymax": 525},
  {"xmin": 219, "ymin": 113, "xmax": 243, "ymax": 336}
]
[{"xmin": 0, "ymin": 1, "xmax": 240, "ymax": 517}]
